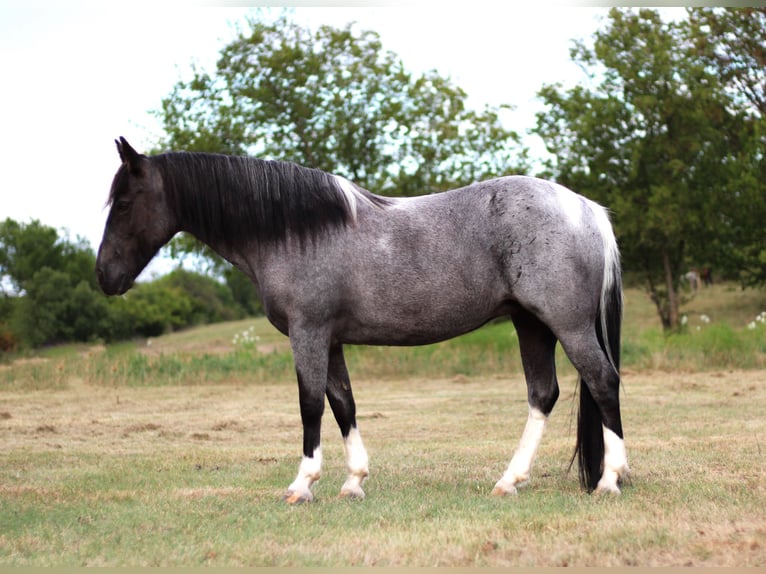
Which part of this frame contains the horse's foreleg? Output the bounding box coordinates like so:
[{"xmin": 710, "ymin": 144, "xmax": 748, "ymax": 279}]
[
  {"xmin": 327, "ymin": 343, "xmax": 369, "ymax": 499},
  {"xmin": 493, "ymin": 406, "xmax": 549, "ymax": 496},
  {"xmin": 493, "ymin": 312, "xmax": 559, "ymax": 496},
  {"xmin": 285, "ymin": 328, "xmax": 330, "ymax": 504}
]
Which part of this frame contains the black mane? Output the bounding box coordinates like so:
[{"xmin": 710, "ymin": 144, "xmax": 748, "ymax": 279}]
[{"xmin": 150, "ymin": 152, "xmax": 387, "ymax": 246}]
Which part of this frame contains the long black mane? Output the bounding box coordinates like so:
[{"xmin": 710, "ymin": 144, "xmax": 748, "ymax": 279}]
[{"xmin": 151, "ymin": 152, "xmax": 387, "ymax": 246}]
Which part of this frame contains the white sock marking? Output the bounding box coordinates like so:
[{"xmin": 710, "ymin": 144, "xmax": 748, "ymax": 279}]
[
  {"xmin": 341, "ymin": 426, "xmax": 369, "ymax": 497},
  {"xmin": 287, "ymin": 447, "xmax": 322, "ymax": 499},
  {"xmin": 596, "ymin": 426, "xmax": 629, "ymax": 494},
  {"xmin": 493, "ymin": 406, "xmax": 547, "ymax": 494}
]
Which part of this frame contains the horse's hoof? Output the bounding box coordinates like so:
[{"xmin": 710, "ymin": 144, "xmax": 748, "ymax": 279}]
[
  {"xmin": 339, "ymin": 486, "xmax": 366, "ymax": 500},
  {"xmin": 594, "ymin": 482, "xmax": 621, "ymax": 496},
  {"xmin": 594, "ymin": 467, "xmax": 626, "ymax": 496},
  {"xmin": 491, "ymin": 484, "xmax": 518, "ymax": 497},
  {"xmin": 283, "ymin": 490, "xmax": 313, "ymax": 504}
]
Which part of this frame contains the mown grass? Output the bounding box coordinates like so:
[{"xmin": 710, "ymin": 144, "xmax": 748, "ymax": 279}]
[
  {"xmin": 1, "ymin": 283, "xmax": 765, "ymax": 565},
  {"xmin": 1, "ymin": 371, "xmax": 764, "ymax": 566}
]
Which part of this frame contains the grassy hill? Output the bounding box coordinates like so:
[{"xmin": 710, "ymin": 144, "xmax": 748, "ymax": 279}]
[{"xmin": 2, "ymin": 283, "xmax": 765, "ymax": 391}]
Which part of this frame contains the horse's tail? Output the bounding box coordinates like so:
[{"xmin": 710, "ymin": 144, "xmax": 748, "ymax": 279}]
[{"xmin": 575, "ymin": 203, "xmax": 623, "ymax": 492}]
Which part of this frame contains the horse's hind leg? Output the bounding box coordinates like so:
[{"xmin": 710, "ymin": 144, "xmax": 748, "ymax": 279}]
[
  {"xmin": 493, "ymin": 310, "xmax": 559, "ymax": 496},
  {"xmin": 326, "ymin": 343, "xmax": 369, "ymax": 499},
  {"xmin": 558, "ymin": 329, "xmax": 628, "ymax": 494}
]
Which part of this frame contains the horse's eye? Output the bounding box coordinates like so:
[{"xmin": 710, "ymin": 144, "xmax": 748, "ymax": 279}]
[{"xmin": 115, "ymin": 200, "xmax": 131, "ymax": 213}]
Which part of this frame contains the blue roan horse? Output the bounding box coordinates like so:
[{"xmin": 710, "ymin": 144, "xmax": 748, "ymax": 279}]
[{"xmin": 96, "ymin": 138, "xmax": 629, "ymax": 502}]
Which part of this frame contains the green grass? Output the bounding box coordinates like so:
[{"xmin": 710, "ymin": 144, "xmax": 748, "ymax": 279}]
[
  {"xmin": 1, "ymin": 372, "xmax": 764, "ymax": 566},
  {"xmin": 4, "ymin": 284, "xmax": 765, "ymax": 391},
  {"xmin": 1, "ymin": 283, "xmax": 765, "ymax": 565}
]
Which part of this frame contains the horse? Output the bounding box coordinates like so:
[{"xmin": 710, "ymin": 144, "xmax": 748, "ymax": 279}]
[{"xmin": 96, "ymin": 137, "xmax": 629, "ymax": 503}]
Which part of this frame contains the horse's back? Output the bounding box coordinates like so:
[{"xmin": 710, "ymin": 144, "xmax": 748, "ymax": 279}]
[
  {"xmin": 332, "ymin": 176, "xmax": 606, "ymax": 343},
  {"xmin": 397, "ymin": 175, "xmax": 609, "ymax": 321}
]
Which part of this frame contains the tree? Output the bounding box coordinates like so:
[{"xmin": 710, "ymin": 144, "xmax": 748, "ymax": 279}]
[
  {"xmin": 11, "ymin": 268, "xmax": 113, "ymax": 347},
  {"xmin": 686, "ymin": 8, "xmax": 766, "ymax": 287},
  {"xmin": 688, "ymin": 8, "xmax": 766, "ymax": 117},
  {"xmin": 118, "ymin": 282, "xmax": 195, "ymax": 338},
  {"xmin": 0, "ymin": 219, "xmax": 109, "ymax": 348},
  {"xmin": 0, "ymin": 219, "xmax": 65, "ymax": 294},
  {"xmin": 535, "ymin": 8, "xmax": 752, "ymax": 330},
  {"xmin": 0, "ymin": 218, "xmax": 97, "ymax": 294},
  {"xmin": 156, "ymin": 12, "xmax": 528, "ymax": 272},
  {"xmin": 158, "ymin": 269, "xmax": 245, "ymax": 324}
]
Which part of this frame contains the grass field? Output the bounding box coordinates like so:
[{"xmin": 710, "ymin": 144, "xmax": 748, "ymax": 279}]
[{"xmin": 1, "ymin": 284, "xmax": 765, "ymax": 566}]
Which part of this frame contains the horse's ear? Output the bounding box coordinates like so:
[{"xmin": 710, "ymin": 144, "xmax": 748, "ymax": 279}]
[{"xmin": 115, "ymin": 137, "xmax": 146, "ymax": 174}]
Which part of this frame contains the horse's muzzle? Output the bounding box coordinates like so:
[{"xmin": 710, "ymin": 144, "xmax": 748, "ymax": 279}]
[{"xmin": 95, "ymin": 264, "xmax": 132, "ymax": 296}]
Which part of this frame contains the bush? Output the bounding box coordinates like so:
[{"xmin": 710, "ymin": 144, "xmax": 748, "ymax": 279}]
[
  {"xmin": 11, "ymin": 268, "xmax": 112, "ymax": 347},
  {"xmin": 0, "ymin": 217, "xmax": 256, "ymax": 351},
  {"xmin": 224, "ymin": 267, "xmax": 262, "ymax": 316},
  {"xmin": 120, "ymin": 282, "xmax": 196, "ymax": 338},
  {"xmin": 158, "ymin": 269, "xmax": 245, "ymax": 324}
]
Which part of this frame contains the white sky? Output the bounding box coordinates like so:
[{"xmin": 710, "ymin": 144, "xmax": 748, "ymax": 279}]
[{"xmin": 0, "ymin": 1, "xmax": 687, "ymax": 266}]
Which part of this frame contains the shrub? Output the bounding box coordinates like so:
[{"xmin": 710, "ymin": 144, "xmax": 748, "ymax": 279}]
[
  {"xmin": 158, "ymin": 269, "xmax": 245, "ymax": 324},
  {"xmin": 10, "ymin": 268, "xmax": 113, "ymax": 347},
  {"xmin": 120, "ymin": 282, "xmax": 196, "ymax": 338}
]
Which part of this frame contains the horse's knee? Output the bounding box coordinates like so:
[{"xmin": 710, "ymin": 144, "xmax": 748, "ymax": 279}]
[{"xmin": 528, "ymin": 380, "xmax": 559, "ymax": 415}]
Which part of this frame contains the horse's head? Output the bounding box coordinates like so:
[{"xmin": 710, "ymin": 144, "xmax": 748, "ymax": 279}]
[{"xmin": 96, "ymin": 138, "xmax": 177, "ymax": 295}]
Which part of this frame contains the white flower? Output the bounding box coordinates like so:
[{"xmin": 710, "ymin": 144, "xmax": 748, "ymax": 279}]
[
  {"xmin": 680, "ymin": 315, "xmax": 688, "ymax": 326},
  {"xmin": 699, "ymin": 314, "xmax": 710, "ymax": 324},
  {"xmin": 233, "ymin": 326, "xmax": 259, "ymax": 349},
  {"xmin": 745, "ymin": 312, "xmax": 766, "ymax": 329}
]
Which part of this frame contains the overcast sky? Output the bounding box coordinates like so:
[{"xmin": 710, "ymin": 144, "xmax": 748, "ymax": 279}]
[{"xmin": 0, "ymin": 1, "xmax": 686, "ymax": 269}]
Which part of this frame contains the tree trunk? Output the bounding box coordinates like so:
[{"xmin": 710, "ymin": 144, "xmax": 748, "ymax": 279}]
[{"xmin": 662, "ymin": 249, "xmax": 680, "ymax": 331}]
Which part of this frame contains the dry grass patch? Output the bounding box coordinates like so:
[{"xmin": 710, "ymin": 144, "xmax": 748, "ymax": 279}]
[{"xmin": 1, "ymin": 368, "xmax": 765, "ymax": 565}]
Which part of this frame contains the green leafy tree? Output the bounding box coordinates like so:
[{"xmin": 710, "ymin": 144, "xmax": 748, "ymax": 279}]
[
  {"xmin": 223, "ymin": 266, "xmax": 262, "ymax": 317},
  {"xmin": 158, "ymin": 269, "xmax": 245, "ymax": 324},
  {"xmin": 156, "ymin": 13, "xmax": 528, "ymax": 274},
  {"xmin": 535, "ymin": 8, "xmax": 753, "ymax": 330},
  {"xmin": 0, "ymin": 219, "xmax": 110, "ymax": 348},
  {"xmin": 0, "ymin": 219, "xmax": 65, "ymax": 293},
  {"xmin": 686, "ymin": 7, "xmax": 766, "ymax": 287},
  {"xmin": 12, "ymin": 268, "xmax": 112, "ymax": 347},
  {"xmin": 120, "ymin": 282, "xmax": 196, "ymax": 338},
  {"xmin": 0, "ymin": 218, "xmax": 97, "ymax": 293}
]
